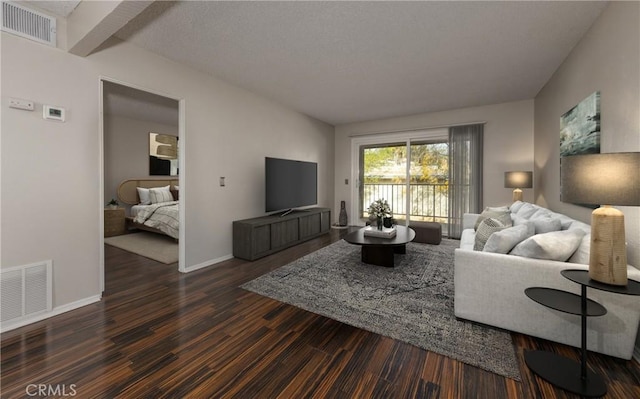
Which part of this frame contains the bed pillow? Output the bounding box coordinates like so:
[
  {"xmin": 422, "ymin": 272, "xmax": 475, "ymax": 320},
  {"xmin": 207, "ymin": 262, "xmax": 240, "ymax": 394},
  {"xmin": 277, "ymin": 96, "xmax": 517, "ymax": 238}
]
[
  {"xmin": 149, "ymin": 185, "xmax": 173, "ymax": 204},
  {"xmin": 510, "ymin": 230, "xmax": 586, "ymax": 261},
  {"xmin": 474, "ymin": 218, "xmax": 508, "ymax": 251},
  {"xmin": 137, "ymin": 187, "xmax": 151, "ymax": 205},
  {"xmin": 483, "ymin": 222, "xmax": 535, "ymax": 254}
]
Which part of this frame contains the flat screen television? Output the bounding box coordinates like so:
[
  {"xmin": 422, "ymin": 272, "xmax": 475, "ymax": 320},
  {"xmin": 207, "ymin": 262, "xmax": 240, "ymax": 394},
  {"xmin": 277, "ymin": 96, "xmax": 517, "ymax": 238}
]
[{"xmin": 265, "ymin": 157, "xmax": 317, "ymax": 214}]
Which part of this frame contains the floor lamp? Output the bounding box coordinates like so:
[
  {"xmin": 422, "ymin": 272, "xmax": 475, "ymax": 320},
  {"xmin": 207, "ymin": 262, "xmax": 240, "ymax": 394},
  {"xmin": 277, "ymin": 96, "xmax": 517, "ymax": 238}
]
[
  {"xmin": 504, "ymin": 171, "xmax": 533, "ymax": 202},
  {"xmin": 561, "ymin": 152, "xmax": 640, "ymax": 286}
]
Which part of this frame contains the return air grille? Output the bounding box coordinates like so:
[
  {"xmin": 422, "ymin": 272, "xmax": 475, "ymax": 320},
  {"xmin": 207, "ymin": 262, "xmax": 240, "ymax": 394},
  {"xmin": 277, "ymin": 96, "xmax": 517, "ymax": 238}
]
[
  {"xmin": 1, "ymin": 261, "xmax": 52, "ymax": 325},
  {"xmin": 1, "ymin": 1, "xmax": 56, "ymax": 46}
]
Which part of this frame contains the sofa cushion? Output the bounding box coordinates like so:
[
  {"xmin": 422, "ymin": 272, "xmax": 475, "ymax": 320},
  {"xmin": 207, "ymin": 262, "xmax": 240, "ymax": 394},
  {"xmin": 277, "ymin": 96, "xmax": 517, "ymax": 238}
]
[
  {"xmin": 515, "ymin": 202, "xmax": 540, "ymax": 219},
  {"xmin": 483, "ymin": 223, "xmax": 535, "ymax": 254},
  {"xmin": 510, "ymin": 229, "xmax": 586, "ymax": 261},
  {"xmin": 474, "ymin": 218, "xmax": 508, "ymax": 251},
  {"xmin": 509, "ymin": 200, "xmax": 525, "ymax": 213}
]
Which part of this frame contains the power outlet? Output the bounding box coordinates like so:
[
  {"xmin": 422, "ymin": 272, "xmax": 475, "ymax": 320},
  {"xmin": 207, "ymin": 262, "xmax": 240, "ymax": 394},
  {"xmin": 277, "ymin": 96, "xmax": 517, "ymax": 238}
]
[{"xmin": 9, "ymin": 98, "xmax": 34, "ymax": 111}]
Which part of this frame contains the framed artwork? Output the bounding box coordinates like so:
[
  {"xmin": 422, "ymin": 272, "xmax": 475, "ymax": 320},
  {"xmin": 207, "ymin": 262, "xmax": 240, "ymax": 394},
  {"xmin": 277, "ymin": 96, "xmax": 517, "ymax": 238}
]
[
  {"xmin": 560, "ymin": 91, "xmax": 600, "ymax": 205},
  {"xmin": 149, "ymin": 132, "xmax": 179, "ymax": 176},
  {"xmin": 560, "ymin": 91, "xmax": 600, "ymax": 157}
]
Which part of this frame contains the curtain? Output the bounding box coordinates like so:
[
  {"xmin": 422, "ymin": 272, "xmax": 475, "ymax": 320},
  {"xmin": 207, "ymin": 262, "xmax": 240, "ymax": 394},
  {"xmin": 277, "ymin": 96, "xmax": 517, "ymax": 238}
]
[{"xmin": 448, "ymin": 124, "xmax": 483, "ymax": 238}]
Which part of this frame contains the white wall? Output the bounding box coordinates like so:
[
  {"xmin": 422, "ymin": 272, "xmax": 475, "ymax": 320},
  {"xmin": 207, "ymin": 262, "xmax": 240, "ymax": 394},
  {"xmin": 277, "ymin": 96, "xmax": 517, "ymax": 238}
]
[
  {"xmin": 1, "ymin": 33, "xmax": 334, "ymax": 311},
  {"xmin": 104, "ymin": 114, "xmax": 178, "ymax": 212},
  {"xmin": 334, "ymin": 100, "xmax": 534, "ymax": 223},
  {"xmin": 534, "ymin": 1, "xmax": 640, "ymax": 268}
]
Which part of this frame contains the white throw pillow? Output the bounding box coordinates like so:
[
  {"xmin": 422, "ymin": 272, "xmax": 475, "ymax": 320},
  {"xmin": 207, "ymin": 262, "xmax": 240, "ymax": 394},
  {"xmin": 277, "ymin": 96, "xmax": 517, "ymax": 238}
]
[
  {"xmin": 149, "ymin": 185, "xmax": 173, "ymax": 204},
  {"xmin": 483, "ymin": 223, "xmax": 535, "ymax": 254},
  {"xmin": 568, "ymin": 233, "xmax": 591, "ymax": 264},
  {"xmin": 137, "ymin": 187, "xmax": 151, "ymax": 205},
  {"xmin": 530, "ymin": 216, "xmax": 562, "ymax": 234},
  {"xmin": 510, "ymin": 230, "xmax": 586, "ymax": 261}
]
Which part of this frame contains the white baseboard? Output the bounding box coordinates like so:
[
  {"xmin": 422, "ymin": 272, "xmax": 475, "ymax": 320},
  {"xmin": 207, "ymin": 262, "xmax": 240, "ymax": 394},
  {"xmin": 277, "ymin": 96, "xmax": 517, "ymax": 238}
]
[
  {"xmin": 634, "ymin": 344, "xmax": 640, "ymax": 363},
  {"xmin": 183, "ymin": 254, "xmax": 234, "ymax": 273},
  {"xmin": 0, "ymin": 294, "xmax": 102, "ymax": 333}
]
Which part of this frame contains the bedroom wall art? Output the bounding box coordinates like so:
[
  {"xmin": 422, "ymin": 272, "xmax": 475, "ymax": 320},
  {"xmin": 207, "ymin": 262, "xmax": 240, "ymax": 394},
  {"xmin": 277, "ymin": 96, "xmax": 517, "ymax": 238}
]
[
  {"xmin": 560, "ymin": 91, "xmax": 600, "ymax": 205},
  {"xmin": 149, "ymin": 132, "xmax": 179, "ymax": 176}
]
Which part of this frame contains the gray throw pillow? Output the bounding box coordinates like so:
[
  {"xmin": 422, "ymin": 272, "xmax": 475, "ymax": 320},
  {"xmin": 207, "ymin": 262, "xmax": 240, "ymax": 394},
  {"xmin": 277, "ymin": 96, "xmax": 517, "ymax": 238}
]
[
  {"xmin": 483, "ymin": 223, "xmax": 535, "ymax": 254},
  {"xmin": 474, "ymin": 208, "xmax": 513, "ymax": 230},
  {"xmin": 474, "ymin": 218, "xmax": 508, "ymax": 251},
  {"xmin": 510, "ymin": 230, "xmax": 586, "ymax": 261}
]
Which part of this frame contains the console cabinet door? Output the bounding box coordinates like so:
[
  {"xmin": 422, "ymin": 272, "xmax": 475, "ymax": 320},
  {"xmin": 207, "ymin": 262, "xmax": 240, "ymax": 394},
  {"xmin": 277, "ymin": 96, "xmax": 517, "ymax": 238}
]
[
  {"xmin": 252, "ymin": 225, "xmax": 271, "ymax": 256},
  {"xmin": 271, "ymin": 219, "xmax": 299, "ymax": 249},
  {"xmin": 299, "ymin": 213, "xmax": 321, "ymax": 239}
]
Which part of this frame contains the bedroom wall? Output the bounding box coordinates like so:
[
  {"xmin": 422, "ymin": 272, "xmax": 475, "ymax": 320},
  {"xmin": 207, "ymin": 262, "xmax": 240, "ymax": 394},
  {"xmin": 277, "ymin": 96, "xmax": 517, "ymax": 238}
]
[
  {"xmin": 334, "ymin": 99, "xmax": 534, "ymax": 224},
  {"xmin": 104, "ymin": 114, "xmax": 178, "ymax": 212},
  {"xmin": 1, "ymin": 31, "xmax": 334, "ymax": 317},
  {"xmin": 534, "ymin": 1, "xmax": 640, "ymax": 269}
]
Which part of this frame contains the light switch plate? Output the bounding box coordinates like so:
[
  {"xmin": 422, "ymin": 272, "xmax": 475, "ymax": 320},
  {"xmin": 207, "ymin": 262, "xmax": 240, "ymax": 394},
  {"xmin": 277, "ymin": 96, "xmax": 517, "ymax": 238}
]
[{"xmin": 9, "ymin": 98, "xmax": 34, "ymax": 111}]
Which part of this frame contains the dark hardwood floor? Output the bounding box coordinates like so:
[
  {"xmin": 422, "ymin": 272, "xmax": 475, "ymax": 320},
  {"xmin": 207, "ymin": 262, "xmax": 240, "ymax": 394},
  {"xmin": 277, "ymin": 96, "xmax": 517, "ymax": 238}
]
[{"xmin": 2, "ymin": 229, "xmax": 639, "ymax": 398}]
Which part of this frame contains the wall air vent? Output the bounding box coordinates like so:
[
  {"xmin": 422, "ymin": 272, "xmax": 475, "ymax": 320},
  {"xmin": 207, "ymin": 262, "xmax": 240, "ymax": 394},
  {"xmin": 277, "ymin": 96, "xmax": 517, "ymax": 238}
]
[
  {"xmin": 1, "ymin": 1, "xmax": 56, "ymax": 46},
  {"xmin": 1, "ymin": 260, "xmax": 52, "ymax": 329}
]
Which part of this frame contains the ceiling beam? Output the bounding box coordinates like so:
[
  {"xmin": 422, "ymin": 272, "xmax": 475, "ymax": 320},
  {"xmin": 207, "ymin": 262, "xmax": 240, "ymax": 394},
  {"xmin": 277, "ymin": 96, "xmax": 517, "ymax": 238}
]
[{"xmin": 67, "ymin": 0, "xmax": 154, "ymax": 56}]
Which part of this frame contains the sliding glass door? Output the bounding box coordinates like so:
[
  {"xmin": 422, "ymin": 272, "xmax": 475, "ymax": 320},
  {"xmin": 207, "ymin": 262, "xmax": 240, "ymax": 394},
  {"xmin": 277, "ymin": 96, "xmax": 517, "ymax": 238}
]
[{"xmin": 353, "ymin": 129, "xmax": 449, "ymax": 233}]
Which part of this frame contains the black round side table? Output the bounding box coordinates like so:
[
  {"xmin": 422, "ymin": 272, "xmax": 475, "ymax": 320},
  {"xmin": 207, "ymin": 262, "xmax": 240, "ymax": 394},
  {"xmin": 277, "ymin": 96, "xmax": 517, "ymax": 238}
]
[{"xmin": 524, "ymin": 269, "xmax": 640, "ymax": 398}]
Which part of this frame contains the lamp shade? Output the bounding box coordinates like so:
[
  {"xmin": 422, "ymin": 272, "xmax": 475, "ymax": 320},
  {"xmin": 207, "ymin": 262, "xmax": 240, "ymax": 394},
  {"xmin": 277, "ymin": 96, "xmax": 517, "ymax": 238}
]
[
  {"xmin": 504, "ymin": 171, "xmax": 533, "ymax": 189},
  {"xmin": 561, "ymin": 152, "xmax": 640, "ymax": 206}
]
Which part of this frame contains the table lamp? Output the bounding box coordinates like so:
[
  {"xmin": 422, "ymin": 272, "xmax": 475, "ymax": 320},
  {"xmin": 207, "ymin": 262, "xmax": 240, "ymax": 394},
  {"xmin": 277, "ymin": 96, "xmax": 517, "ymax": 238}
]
[
  {"xmin": 504, "ymin": 171, "xmax": 533, "ymax": 202},
  {"xmin": 561, "ymin": 152, "xmax": 640, "ymax": 286}
]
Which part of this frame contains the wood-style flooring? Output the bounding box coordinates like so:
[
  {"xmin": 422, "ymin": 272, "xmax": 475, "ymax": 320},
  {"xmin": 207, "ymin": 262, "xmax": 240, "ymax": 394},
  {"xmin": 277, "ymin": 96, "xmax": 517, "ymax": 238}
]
[{"xmin": 2, "ymin": 229, "xmax": 639, "ymax": 398}]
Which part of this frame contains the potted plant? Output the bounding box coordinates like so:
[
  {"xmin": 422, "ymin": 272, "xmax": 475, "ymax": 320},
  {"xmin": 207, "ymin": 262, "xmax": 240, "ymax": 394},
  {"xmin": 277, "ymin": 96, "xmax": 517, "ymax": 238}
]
[
  {"xmin": 106, "ymin": 198, "xmax": 119, "ymax": 209},
  {"xmin": 368, "ymin": 199, "xmax": 391, "ymax": 230}
]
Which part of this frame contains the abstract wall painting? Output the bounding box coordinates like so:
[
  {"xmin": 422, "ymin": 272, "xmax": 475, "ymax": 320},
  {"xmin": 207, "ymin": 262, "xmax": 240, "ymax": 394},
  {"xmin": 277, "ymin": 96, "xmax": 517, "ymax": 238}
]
[
  {"xmin": 560, "ymin": 91, "xmax": 600, "ymax": 157},
  {"xmin": 560, "ymin": 91, "xmax": 600, "ymax": 206}
]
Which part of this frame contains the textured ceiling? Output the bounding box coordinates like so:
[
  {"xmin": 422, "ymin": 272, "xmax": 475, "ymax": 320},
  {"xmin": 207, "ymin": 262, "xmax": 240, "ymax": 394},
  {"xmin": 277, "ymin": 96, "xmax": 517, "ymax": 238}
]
[{"xmin": 112, "ymin": 1, "xmax": 607, "ymax": 125}]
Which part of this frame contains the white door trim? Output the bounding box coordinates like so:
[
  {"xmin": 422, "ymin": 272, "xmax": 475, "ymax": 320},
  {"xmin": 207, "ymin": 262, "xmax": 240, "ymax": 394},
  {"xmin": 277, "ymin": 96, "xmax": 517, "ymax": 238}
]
[{"xmin": 98, "ymin": 77, "xmax": 186, "ymax": 292}]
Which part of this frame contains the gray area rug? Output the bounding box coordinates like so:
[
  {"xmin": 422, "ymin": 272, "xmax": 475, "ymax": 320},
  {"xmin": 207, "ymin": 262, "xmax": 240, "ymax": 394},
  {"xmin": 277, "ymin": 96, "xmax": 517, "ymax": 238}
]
[
  {"xmin": 242, "ymin": 238, "xmax": 521, "ymax": 381},
  {"xmin": 104, "ymin": 232, "xmax": 178, "ymax": 264}
]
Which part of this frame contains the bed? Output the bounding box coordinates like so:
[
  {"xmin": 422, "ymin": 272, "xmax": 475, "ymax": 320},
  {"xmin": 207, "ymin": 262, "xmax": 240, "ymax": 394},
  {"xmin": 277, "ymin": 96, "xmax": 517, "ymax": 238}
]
[{"xmin": 117, "ymin": 178, "xmax": 179, "ymax": 240}]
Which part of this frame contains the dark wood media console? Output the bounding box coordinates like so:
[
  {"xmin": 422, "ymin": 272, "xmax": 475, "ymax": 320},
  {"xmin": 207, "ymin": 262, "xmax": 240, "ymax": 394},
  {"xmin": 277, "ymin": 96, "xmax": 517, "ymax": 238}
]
[{"xmin": 233, "ymin": 207, "xmax": 331, "ymax": 260}]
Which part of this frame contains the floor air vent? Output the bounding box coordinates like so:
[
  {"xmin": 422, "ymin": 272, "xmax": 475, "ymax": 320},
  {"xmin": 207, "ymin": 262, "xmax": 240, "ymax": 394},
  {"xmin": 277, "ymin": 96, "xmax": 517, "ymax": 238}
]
[
  {"xmin": 1, "ymin": 261, "xmax": 52, "ymax": 326},
  {"xmin": 1, "ymin": 1, "xmax": 56, "ymax": 46}
]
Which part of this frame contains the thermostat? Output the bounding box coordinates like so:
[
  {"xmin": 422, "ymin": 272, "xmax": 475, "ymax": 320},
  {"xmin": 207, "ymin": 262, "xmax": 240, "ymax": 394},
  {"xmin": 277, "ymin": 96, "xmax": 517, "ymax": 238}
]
[{"xmin": 43, "ymin": 105, "xmax": 65, "ymax": 122}]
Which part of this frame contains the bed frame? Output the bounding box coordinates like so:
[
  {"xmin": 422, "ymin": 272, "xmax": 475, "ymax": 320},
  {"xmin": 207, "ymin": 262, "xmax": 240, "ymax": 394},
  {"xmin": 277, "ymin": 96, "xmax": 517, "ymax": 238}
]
[{"xmin": 116, "ymin": 178, "xmax": 179, "ymax": 239}]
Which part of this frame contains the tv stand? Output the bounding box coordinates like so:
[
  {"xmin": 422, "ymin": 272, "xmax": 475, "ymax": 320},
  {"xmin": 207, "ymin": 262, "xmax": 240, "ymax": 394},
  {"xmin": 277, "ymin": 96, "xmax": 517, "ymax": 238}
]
[{"xmin": 233, "ymin": 207, "xmax": 331, "ymax": 260}]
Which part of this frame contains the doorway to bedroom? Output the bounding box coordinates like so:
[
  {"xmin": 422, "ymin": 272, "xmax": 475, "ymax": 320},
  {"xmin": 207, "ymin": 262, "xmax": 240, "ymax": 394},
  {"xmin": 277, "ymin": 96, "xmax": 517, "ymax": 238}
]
[{"xmin": 100, "ymin": 79, "xmax": 184, "ymax": 292}]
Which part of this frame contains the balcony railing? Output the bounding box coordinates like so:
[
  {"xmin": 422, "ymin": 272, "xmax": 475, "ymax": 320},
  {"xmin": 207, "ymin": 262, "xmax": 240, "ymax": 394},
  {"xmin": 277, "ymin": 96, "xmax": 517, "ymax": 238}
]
[{"xmin": 362, "ymin": 183, "xmax": 449, "ymax": 223}]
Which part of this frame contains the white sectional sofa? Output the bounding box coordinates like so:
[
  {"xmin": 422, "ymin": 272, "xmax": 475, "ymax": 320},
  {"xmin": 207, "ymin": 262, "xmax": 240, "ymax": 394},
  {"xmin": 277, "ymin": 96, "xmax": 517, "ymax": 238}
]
[{"xmin": 454, "ymin": 201, "xmax": 640, "ymax": 359}]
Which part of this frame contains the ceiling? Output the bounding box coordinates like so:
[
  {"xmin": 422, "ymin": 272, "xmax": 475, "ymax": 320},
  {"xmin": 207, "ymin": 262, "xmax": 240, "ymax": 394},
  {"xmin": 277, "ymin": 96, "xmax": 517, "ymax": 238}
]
[{"xmin": 37, "ymin": 1, "xmax": 608, "ymax": 126}]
